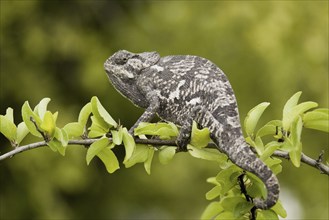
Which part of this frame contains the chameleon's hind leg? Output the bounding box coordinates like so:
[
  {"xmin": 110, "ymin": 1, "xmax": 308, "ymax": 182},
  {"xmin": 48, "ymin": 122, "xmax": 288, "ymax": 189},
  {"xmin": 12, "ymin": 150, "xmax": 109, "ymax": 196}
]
[
  {"xmin": 176, "ymin": 106, "xmax": 208, "ymax": 152},
  {"xmin": 176, "ymin": 105, "xmax": 227, "ymax": 153}
]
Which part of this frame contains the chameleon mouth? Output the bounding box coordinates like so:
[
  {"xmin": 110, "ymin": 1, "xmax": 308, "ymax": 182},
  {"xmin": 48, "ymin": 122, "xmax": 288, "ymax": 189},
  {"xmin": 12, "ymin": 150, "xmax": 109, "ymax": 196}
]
[{"xmin": 104, "ymin": 59, "xmax": 113, "ymax": 72}]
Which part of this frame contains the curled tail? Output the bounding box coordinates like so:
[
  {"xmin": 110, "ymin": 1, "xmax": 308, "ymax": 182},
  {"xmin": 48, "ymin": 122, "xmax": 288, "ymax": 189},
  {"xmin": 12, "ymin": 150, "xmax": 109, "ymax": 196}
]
[
  {"xmin": 195, "ymin": 109, "xmax": 280, "ymax": 209},
  {"xmin": 222, "ymin": 136, "xmax": 280, "ymax": 209}
]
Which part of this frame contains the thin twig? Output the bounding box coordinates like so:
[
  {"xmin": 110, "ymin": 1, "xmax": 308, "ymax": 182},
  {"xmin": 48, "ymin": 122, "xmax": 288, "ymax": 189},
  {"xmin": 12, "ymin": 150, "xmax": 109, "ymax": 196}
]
[
  {"xmin": 238, "ymin": 173, "xmax": 257, "ymax": 220},
  {"xmin": 0, "ymin": 138, "xmax": 328, "ymax": 175},
  {"xmin": 270, "ymin": 150, "xmax": 329, "ymax": 175},
  {"xmin": 30, "ymin": 116, "xmax": 49, "ymax": 142}
]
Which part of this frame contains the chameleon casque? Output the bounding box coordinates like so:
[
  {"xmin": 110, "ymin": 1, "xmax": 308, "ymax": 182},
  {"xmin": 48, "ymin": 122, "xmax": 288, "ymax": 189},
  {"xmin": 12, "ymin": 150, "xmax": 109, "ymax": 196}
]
[{"xmin": 104, "ymin": 50, "xmax": 279, "ymax": 209}]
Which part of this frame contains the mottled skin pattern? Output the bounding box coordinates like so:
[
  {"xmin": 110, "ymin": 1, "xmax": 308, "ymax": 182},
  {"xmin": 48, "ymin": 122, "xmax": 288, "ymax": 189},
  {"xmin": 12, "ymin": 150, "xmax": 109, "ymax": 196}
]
[{"xmin": 104, "ymin": 50, "xmax": 279, "ymax": 209}]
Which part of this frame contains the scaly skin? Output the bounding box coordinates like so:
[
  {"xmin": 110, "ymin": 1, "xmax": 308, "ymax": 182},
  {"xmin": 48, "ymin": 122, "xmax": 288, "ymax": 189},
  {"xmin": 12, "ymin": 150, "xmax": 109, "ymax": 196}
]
[{"xmin": 104, "ymin": 50, "xmax": 279, "ymax": 209}]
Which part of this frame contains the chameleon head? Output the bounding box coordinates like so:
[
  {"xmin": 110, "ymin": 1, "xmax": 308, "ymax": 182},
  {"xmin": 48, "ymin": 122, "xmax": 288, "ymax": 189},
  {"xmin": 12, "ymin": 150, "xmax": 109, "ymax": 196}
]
[
  {"xmin": 104, "ymin": 50, "xmax": 160, "ymax": 108},
  {"xmin": 104, "ymin": 50, "xmax": 160, "ymax": 80}
]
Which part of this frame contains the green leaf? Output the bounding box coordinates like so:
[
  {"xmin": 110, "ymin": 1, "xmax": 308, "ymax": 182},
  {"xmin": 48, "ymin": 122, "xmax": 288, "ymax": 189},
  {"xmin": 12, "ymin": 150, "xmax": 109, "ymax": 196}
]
[
  {"xmin": 47, "ymin": 139, "xmax": 58, "ymax": 152},
  {"xmin": 288, "ymin": 116, "xmax": 303, "ymax": 167},
  {"xmin": 256, "ymin": 120, "xmax": 282, "ymax": 138},
  {"xmin": 291, "ymin": 116, "xmax": 303, "ymax": 145},
  {"xmin": 78, "ymin": 102, "xmax": 92, "ymax": 126},
  {"xmin": 144, "ymin": 147, "xmax": 154, "ymax": 175},
  {"xmin": 190, "ymin": 121, "xmax": 211, "ymax": 148},
  {"xmin": 86, "ymin": 137, "xmax": 110, "ymax": 164},
  {"xmin": 5, "ymin": 108, "xmax": 14, "ymax": 123},
  {"xmin": 297, "ymin": 102, "xmax": 319, "ymax": 112},
  {"xmin": 220, "ymin": 196, "xmax": 248, "ymax": 212},
  {"xmin": 22, "ymin": 101, "xmax": 42, "ymax": 137},
  {"xmin": 188, "ymin": 145, "xmax": 228, "ymax": 164},
  {"xmin": 244, "ymin": 102, "xmax": 270, "ymax": 137},
  {"xmin": 259, "ymin": 141, "xmax": 281, "ymax": 161},
  {"xmin": 246, "ymin": 177, "xmax": 267, "ymax": 199},
  {"xmin": 289, "ymin": 142, "xmax": 302, "ymax": 167},
  {"xmin": 34, "ymin": 97, "xmax": 51, "ymax": 119},
  {"xmin": 215, "ymin": 212, "xmax": 235, "ymax": 220},
  {"xmin": 200, "ymin": 201, "xmax": 223, "ymax": 220},
  {"xmin": 97, "ymin": 147, "xmax": 120, "ymax": 173},
  {"xmin": 215, "ymin": 211, "xmax": 238, "ymax": 220},
  {"xmin": 86, "ymin": 137, "xmax": 118, "ymax": 173},
  {"xmin": 282, "ymin": 92, "xmax": 318, "ymax": 130},
  {"xmin": 248, "ymin": 136, "xmax": 265, "ymax": 155},
  {"xmin": 283, "ymin": 91, "xmax": 302, "ymax": 119},
  {"xmin": 111, "ymin": 127, "xmax": 123, "ymax": 145},
  {"xmin": 124, "ymin": 144, "xmax": 149, "ymax": 168},
  {"xmin": 265, "ymin": 158, "xmax": 282, "ymax": 175},
  {"xmin": 122, "ymin": 143, "xmax": 153, "ymax": 175},
  {"xmin": 253, "ymin": 136, "xmax": 265, "ymax": 155},
  {"xmin": 0, "ymin": 115, "xmax": 17, "ymax": 142},
  {"xmin": 303, "ymin": 108, "xmax": 329, "ymax": 121},
  {"xmin": 91, "ymin": 96, "xmax": 117, "ymax": 128},
  {"xmin": 271, "ymin": 200, "xmax": 287, "ymax": 218},
  {"xmin": 279, "ymin": 138, "xmax": 293, "ymax": 152},
  {"xmin": 289, "ymin": 101, "xmax": 318, "ymax": 124},
  {"xmin": 269, "ymin": 164, "xmax": 282, "ymax": 175},
  {"xmin": 134, "ymin": 122, "xmax": 179, "ymax": 138},
  {"xmin": 264, "ymin": 158, "xmax": 282, "ymax": 175},
  {"xmin": 54, "ymin": 127, "xmax": 69, "ymax": 147},
  {"xmin": 246, "ymin": 172, "xmax": 267, "ymax": 199},
  {"xmin": 216, "ymin": 166, "xmax": 242, "ymax": 196},
  {"xmin": 256, "ymin": 209, "xmax": 279, "ymax": 220},
  {"xmin": 57, "ymin": 143, "xmax": 66, "ymax": 156},
  {"xmin": 206, "ymin": 185, "xmax": 222, "ymax": 200},
  {"xmin": 270, "ymin": 166, "xmax": 282, "ymax": 176},
  {"xmin": 206, "ymin": 177, "xmax": 218, "ymax": 185},
  {"xmin": 47, "ymin": 139, "xmax": 66, "ymax": 156},
  {"xmin": 88, "ymin": 115, "xmax": 109, "ymax": 138},
  {"xmin": 158, "ymin": 146, "xmax": 176, "ymax": 165},
  {"xmin": 122, "ymin": 127, "xmax": 136, "ymax": 163},
  {"xmin": 234, "ymin": 200, "xmax": 254, "ymax": 218},
  {"xmin": 47, "ymin": 128, "xmax": 69, "ymax": 156},
  {"xmin": 53, "ymin": 112, "xmax": 58, "ymax": 123},
  {"xmin": 40, "ymin": 111, "xmax": 56, "ymax": 137},
  {"xmin": 314, "ymin": 108, "xmax": 329, "ymax": 114},
  {"xmin": 245, "ymin": 136, "xmax": 254, "ymax": 147},
  {"xmin": 303, "ymin": 108, "xmax": 329, "ymax": 132},
  {"xmin": 16, "ymin": 122, "xmax": 29, "ymax": 144},
  {"xmin": 266, "ymin": 156, "xmax": 282, "ymax": 167},
  {"xmin": 303, "ymin": 120, "xmax": 329, "ymax": 133},
  {"xmin": 63, "ymin": 122, "xmax": 84, "ymax": 138}
]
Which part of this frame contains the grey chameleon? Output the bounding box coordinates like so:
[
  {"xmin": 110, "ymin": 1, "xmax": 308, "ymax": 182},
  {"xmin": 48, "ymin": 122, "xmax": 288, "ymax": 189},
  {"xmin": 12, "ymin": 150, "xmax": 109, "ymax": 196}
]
[{"xmin": 104, "ymin": 50, "xmax": 279, "ymax": 210}]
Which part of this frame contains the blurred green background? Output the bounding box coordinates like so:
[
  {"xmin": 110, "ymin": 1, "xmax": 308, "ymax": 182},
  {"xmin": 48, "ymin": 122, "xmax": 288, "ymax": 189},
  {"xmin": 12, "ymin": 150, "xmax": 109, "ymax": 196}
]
[{"xmin": 1, "ymin": 1, "xmax": 328, "ymax": 219}]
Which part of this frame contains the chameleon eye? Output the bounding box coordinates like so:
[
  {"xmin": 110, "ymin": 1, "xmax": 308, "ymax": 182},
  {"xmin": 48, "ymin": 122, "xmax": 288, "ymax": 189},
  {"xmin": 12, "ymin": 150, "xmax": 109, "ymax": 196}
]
[
  {"xmin": 122, "ymin": 57, "xmax": 128, "ymax": 62},
  {"xmin": 114, "ymin": 57, "xmax": 128, "ymax": 65}
]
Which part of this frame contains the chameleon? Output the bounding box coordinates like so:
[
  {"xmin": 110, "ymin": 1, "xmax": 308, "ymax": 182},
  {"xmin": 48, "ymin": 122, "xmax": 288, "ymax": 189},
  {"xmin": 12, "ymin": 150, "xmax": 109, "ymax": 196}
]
[{"xmin": 104, "ymin": 50, "xmax": 279, "ymax": 210}]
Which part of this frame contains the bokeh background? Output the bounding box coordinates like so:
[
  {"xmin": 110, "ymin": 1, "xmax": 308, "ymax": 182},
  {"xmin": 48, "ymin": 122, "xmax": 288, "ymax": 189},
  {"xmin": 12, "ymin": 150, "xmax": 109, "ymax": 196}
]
[{"xmin": 1, "ymin": 1, "xmax": 328, "ymax": 219}]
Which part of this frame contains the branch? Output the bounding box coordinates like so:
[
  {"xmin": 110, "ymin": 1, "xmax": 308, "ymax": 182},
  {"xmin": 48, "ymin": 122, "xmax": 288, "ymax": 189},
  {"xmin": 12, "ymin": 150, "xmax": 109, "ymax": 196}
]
[
  {"xmin": 238, "ymin": 173, "xmax": 257, "ymax": 220},
  {"xmin": 0, "ymin": 138, "xmax": 174, "ymax": 161},
  {"xmin": 1, "ymin": 138, "xmax": 328, "ymax": 175},
  {"xmin": 270, "ymin": 150, "xmax": 329, "ymax": 175}
]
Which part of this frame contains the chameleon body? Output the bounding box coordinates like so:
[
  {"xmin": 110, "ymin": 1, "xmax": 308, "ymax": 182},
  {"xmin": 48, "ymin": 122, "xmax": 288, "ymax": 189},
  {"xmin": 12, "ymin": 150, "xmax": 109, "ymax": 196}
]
[{"xmin": 104, "ymin": 50, "xmax": 279, "ymax": 209}]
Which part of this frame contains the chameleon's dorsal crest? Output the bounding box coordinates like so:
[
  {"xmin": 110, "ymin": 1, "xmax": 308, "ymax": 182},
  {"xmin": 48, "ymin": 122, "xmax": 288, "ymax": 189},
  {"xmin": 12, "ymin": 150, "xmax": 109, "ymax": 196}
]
[{"xmin": 138, "ymin": 51, "xmax": 160, "ymax": 67}]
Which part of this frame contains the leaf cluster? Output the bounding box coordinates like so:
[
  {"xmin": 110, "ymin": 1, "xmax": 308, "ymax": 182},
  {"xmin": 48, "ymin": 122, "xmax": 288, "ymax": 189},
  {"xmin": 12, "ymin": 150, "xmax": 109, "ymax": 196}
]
[
  {"xmin": 244, "ymin": 91, "xmax": 328, "ymax": 168},
  {"xmin": 1, "ymin": 92, "xmax": 328, "ymax": 220},
  {"xmin": 201, "ymin": 91, "xmax": 328, "ymax": 219}
]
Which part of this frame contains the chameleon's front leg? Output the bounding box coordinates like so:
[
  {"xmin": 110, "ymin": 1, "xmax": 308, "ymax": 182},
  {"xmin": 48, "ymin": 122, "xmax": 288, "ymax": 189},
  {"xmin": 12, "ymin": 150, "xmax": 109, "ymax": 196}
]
[{"xmin": 128, "ymin": 92, "xmax": 160, "ymax": 135}]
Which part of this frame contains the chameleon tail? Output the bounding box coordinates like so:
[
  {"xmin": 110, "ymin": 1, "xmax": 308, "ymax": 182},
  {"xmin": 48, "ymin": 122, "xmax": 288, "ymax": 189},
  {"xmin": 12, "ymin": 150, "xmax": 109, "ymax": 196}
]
[
  {"xmin": 196, "ymin": 110, "xmax": 280, "ymax": 209},
  {"xmin": 222, "ymin": 136, "xmax": 280, "ymax": 210}
]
